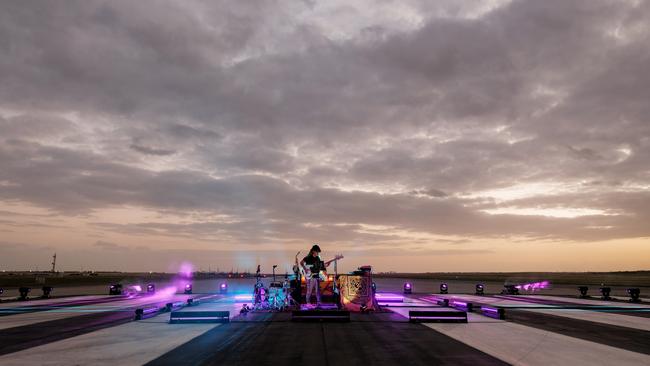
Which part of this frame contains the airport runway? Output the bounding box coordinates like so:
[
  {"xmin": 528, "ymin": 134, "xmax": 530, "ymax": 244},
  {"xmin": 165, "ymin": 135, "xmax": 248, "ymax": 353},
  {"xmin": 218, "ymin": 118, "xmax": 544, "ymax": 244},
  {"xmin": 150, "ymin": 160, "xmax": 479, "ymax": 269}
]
[
  {"xmin": 147, "ymin": 311, "xmax": 507, "ymax": 366},
  {"xmin": 0, "ymin": 292, "xmax": 648, "ymax": 365}
]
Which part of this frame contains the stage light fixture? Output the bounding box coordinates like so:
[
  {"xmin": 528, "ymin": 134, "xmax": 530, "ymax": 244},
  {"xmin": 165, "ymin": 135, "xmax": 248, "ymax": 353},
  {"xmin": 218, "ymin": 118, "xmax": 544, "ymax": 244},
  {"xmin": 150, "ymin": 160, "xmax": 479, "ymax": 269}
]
[
  {"xmin": 599, "ymin": 287, "xmax": 611, "ymax": 300},
  {"xmin": 475, "ymin": 284, "xmax": 485, "ymax": 296},
  {"xmin": 0, "ymin": 288, "xmax": 4, "ymax": 295},
  {"xmin": 503, "ymin": 284, "xmax": 519, "ymax": 295},
  {"xmin": 578, "ymin": 286, "xmax": 589, "ymax": 298},
  {"xmin": 440, "ymin": 283, "xmax": 449, "ymax": 294},
  {"xmin": 184, "ymin": 283, "xmax": 193, "ymax": 294},
  {"xmin": 109, "ymin": 284, "xmax": 123, "ymax": 295},
  {"xmin": 147, "ymin": 284, "xmax": 155, "ymax": 294},
  {"xmin": 627, "ymin": 288, "xmax": 640, "ymax": 302},
  {"xmin": 42, "ymin": 286, "xmax": 53, "ymax": 298},
  {"xmin": 371, "ymin": 282, "xmax": 377, "ymax": 293},
  {"xmin": 403, "ymin": 282, "xmax": 412, "ymax": 294},
  {"xmin": 18, "ymin": 287, "xmax": 31, "ymax": 300},
  {"xmin": 219, "ymin": 283, "xmax": 228, "ymax": 294}
]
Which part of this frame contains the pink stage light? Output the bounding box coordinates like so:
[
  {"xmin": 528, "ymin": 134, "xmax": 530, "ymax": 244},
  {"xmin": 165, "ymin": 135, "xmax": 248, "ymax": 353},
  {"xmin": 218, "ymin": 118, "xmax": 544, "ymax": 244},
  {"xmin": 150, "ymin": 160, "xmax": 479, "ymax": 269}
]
[
  {"xmin": 179, "ymin": 262, "xmax": 194, "ymax": 278},
  {"xmin": 515, "ymin": 280, "xmax": 550, "ymax": 292}
]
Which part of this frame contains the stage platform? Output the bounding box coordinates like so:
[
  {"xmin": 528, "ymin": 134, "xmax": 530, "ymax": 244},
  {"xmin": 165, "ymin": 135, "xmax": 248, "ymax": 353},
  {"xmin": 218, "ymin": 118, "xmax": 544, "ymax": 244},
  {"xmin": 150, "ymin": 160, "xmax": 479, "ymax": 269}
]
[{"xmin": 0, "ymin": 293, "xmax": 648, "ymax": 365}]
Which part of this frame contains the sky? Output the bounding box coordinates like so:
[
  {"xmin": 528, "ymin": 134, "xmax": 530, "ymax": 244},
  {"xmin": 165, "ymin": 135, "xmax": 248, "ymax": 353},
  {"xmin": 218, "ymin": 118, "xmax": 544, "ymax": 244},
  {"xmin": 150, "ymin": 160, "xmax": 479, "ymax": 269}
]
[{"xmin": 1, "ymin": 0, "xmax": 649, "ymax": 273}]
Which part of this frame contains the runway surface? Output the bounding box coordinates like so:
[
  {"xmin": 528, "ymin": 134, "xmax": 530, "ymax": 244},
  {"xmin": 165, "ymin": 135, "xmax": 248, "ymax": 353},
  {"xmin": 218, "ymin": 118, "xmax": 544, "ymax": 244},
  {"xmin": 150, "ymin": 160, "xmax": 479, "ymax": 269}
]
[{"xmin": 0, "ymin": 292, "xmax": 648, "ymax": 365}]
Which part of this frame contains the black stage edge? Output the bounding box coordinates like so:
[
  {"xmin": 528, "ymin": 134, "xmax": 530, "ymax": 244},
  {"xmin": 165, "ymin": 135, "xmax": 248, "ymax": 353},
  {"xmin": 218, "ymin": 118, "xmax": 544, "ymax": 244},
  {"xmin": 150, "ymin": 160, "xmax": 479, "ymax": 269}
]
[
  {"xmin": 146, "ymin": 312, "xmax": 509, "ymax": 366},
  {"xmin": 506, "ymin": 309, "xmax": 650, "ymax": 355}
]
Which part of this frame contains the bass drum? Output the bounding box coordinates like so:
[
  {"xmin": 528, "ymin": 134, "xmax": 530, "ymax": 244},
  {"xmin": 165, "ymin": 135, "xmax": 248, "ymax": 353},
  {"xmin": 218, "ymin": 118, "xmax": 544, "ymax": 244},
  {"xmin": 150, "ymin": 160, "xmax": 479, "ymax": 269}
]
[{"xmin": 268, "ymin": 285, "xmax": 288, "ymax": 310}]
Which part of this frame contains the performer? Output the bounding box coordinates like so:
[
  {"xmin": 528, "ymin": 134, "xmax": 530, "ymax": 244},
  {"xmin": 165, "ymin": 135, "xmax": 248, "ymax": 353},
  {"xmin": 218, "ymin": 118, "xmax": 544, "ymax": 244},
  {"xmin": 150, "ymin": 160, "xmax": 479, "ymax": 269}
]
[{"xmin": 300, "ymin": 244, "xmax": 329, "ymax": 306}]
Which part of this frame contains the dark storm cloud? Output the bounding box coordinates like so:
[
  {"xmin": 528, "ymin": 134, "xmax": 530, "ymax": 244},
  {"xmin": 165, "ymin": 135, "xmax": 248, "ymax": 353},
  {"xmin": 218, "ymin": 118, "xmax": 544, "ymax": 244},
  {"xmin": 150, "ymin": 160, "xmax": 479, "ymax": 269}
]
[{"xmin": 1, "ymin": 0, "xmax": 649, "ymax": 247}]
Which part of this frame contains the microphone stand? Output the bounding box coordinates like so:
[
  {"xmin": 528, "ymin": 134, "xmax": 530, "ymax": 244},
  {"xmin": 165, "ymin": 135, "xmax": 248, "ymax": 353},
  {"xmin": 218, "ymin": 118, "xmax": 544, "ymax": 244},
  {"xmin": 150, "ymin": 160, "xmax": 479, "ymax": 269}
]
[{"xmin": 273, "ymin": 265, "xmax": 277, "ymax": 282}]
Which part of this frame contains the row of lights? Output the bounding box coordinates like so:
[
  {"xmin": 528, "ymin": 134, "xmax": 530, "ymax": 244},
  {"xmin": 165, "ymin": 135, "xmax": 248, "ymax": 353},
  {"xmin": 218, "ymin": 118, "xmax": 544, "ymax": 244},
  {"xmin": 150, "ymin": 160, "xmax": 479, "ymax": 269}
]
[
  {"xmin": 398, "ymin": 282, "xmax": 641, "ymax": 302},
  {"xmin": 401, "ymin": 282, "xmax": 484, "ymax": 295},
  {"xmin": 12, "ymin": 286, "xmax": 54, "ymax": 300},
  {"xmin": 108, "ymin": 282, "xmax": 230, "ymax": 296},
  {"xmin": 578, "ymin": 286, "xmax": 641, "ymax": 302}
]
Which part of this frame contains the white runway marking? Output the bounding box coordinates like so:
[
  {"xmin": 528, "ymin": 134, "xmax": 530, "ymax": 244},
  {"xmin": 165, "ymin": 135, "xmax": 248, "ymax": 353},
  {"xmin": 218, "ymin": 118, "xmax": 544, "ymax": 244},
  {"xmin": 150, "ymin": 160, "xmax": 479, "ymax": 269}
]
[
  {"xmin": 519, "ymin": 295, "xmax": 650, "ymax": 308},
  {"xmin": 425, "ymin": 320, "xmax": 650, "ymax": 366},
  {"xmin": 430, "ymin": 294, "xmax": 650, "ymax": 331},
  {"xmin": 0, "ymin": 294, "xmax": 191, "ymax": 330},
  {"xmin": 386, "ymin": 297, "xmax": 502, "ymax": 323},
  {"xmin": 612, "ymin": 296, "xmax": 649, "ymax": 302},
  {"xmin": 518, "ymin": 309, "xmax": 650, "ymax": 332},
  {"xmin": 0, "ymin": 299, "xmax": 241, "ymax": 366},
  {"xmin": 0, "ymin": 295, "xmax": 108, "ymax": 309},
  {"xmin": 432, "ymin": 294, "xmax": 554, "ymax": 308}
]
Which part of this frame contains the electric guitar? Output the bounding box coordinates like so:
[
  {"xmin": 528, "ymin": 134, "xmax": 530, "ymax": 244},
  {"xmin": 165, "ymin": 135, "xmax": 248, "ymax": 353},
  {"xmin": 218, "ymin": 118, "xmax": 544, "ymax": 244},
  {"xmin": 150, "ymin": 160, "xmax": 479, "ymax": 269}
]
[
  {"xmin": 293, "ymin": 251, "xmax": 301, "ymax": 276},
  {"xmin": 304, "ymin": 254, "xmax": 344, "ymax": 281}
]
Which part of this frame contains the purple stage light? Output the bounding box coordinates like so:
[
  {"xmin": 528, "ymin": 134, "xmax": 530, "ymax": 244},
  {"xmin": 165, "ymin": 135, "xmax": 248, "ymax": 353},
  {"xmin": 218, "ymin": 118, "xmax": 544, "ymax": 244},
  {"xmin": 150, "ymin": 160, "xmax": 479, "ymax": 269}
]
[
  {"xmin": 184, "ymin": 283, "xmax": 193, "ymax": 294},
  {"xmin": 403, "ymin": 282, "xmax": 412, "ymax": 294},
  {"xmin": 135, "ymin": 306, "xmax": 160, "ymax": 320},
  {"xmin": 440, "ymin": 283, "xmax": 449, "ymax": 294},
  {"xmin": 147, "ymin": 284, "xmax": 155, "ymax": 294},
  {"xmin": 480, "ymin": 306, "xmax": 505, "ymax": 319},
  {"xmin": 475, "ymin": 284, "xmax": 485, "ymax": 295},
  {"xmin": 165, "ymin": 301, "xmax": 184, "ymax": 312},
  {"xmin": 179, "ymin": 262, "xmax": 194, "ymax": 278},
  {"xmin": 375, "ymin": 293, "xmax": 404, "ymax": 302},
  {"xmin": 515, "ymin": 280, "xmax": 551, "ymax": 293},
  {"xmin": 219, "ymin": 283, "xmax": 228, "ymax": 294},
  {"xmin": 451, "ymin": 300, "xmax": 473, "ymax": 312}
]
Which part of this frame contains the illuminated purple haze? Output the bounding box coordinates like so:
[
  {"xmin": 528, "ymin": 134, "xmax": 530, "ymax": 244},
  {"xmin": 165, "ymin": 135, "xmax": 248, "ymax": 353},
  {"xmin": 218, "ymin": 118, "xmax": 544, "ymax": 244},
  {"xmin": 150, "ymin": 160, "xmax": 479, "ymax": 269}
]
[{"xmin": 515, "ymin": 281, "xmax": 550, "ymax": 292}]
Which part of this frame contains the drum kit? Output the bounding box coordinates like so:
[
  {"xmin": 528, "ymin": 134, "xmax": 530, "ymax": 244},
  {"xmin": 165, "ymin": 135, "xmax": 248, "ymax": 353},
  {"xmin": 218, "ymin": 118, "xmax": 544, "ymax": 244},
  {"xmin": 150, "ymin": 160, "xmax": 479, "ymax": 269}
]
[
  {"xmin": 252, "ymin": 265, "xmax": 297, "ymax": 311},
  {"xmin": 249, "ymin": 252, "xmax": 344, "ymax": 311}
]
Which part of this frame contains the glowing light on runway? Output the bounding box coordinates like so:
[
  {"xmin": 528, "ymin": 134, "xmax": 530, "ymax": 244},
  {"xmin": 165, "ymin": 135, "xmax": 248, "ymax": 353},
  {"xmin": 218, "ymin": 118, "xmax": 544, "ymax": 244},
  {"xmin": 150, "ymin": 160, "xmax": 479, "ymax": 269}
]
[
  {"xmin": 515, "ymin": 281, "xmax": 550, "ymax": 292},
  {"xmin": 179, "ymin": 262, "xmax": 194, "ymax": 278},
  {"xmin": 233, "ymin": 294, "xmax": 253, "ymax": 302},
  {"xmin": 375, "ymin": 293, "xmax": 404, "ymax": 302}
]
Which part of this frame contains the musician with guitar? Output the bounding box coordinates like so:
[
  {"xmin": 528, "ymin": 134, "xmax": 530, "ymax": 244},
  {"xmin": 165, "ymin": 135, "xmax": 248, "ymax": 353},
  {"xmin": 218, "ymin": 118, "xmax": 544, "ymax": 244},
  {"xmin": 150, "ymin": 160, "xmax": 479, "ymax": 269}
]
[{"xmin": 300, "ymin": 244, "xmax": 342, "ymax": 307}]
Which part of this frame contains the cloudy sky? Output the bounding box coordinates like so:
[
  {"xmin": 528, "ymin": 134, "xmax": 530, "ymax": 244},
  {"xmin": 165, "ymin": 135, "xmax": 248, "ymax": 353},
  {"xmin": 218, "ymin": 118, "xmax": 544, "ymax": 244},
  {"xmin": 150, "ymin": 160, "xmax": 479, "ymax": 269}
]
[{"xmin": 1, "ymin": 0, "xmax": 649, "ymax": 273}]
